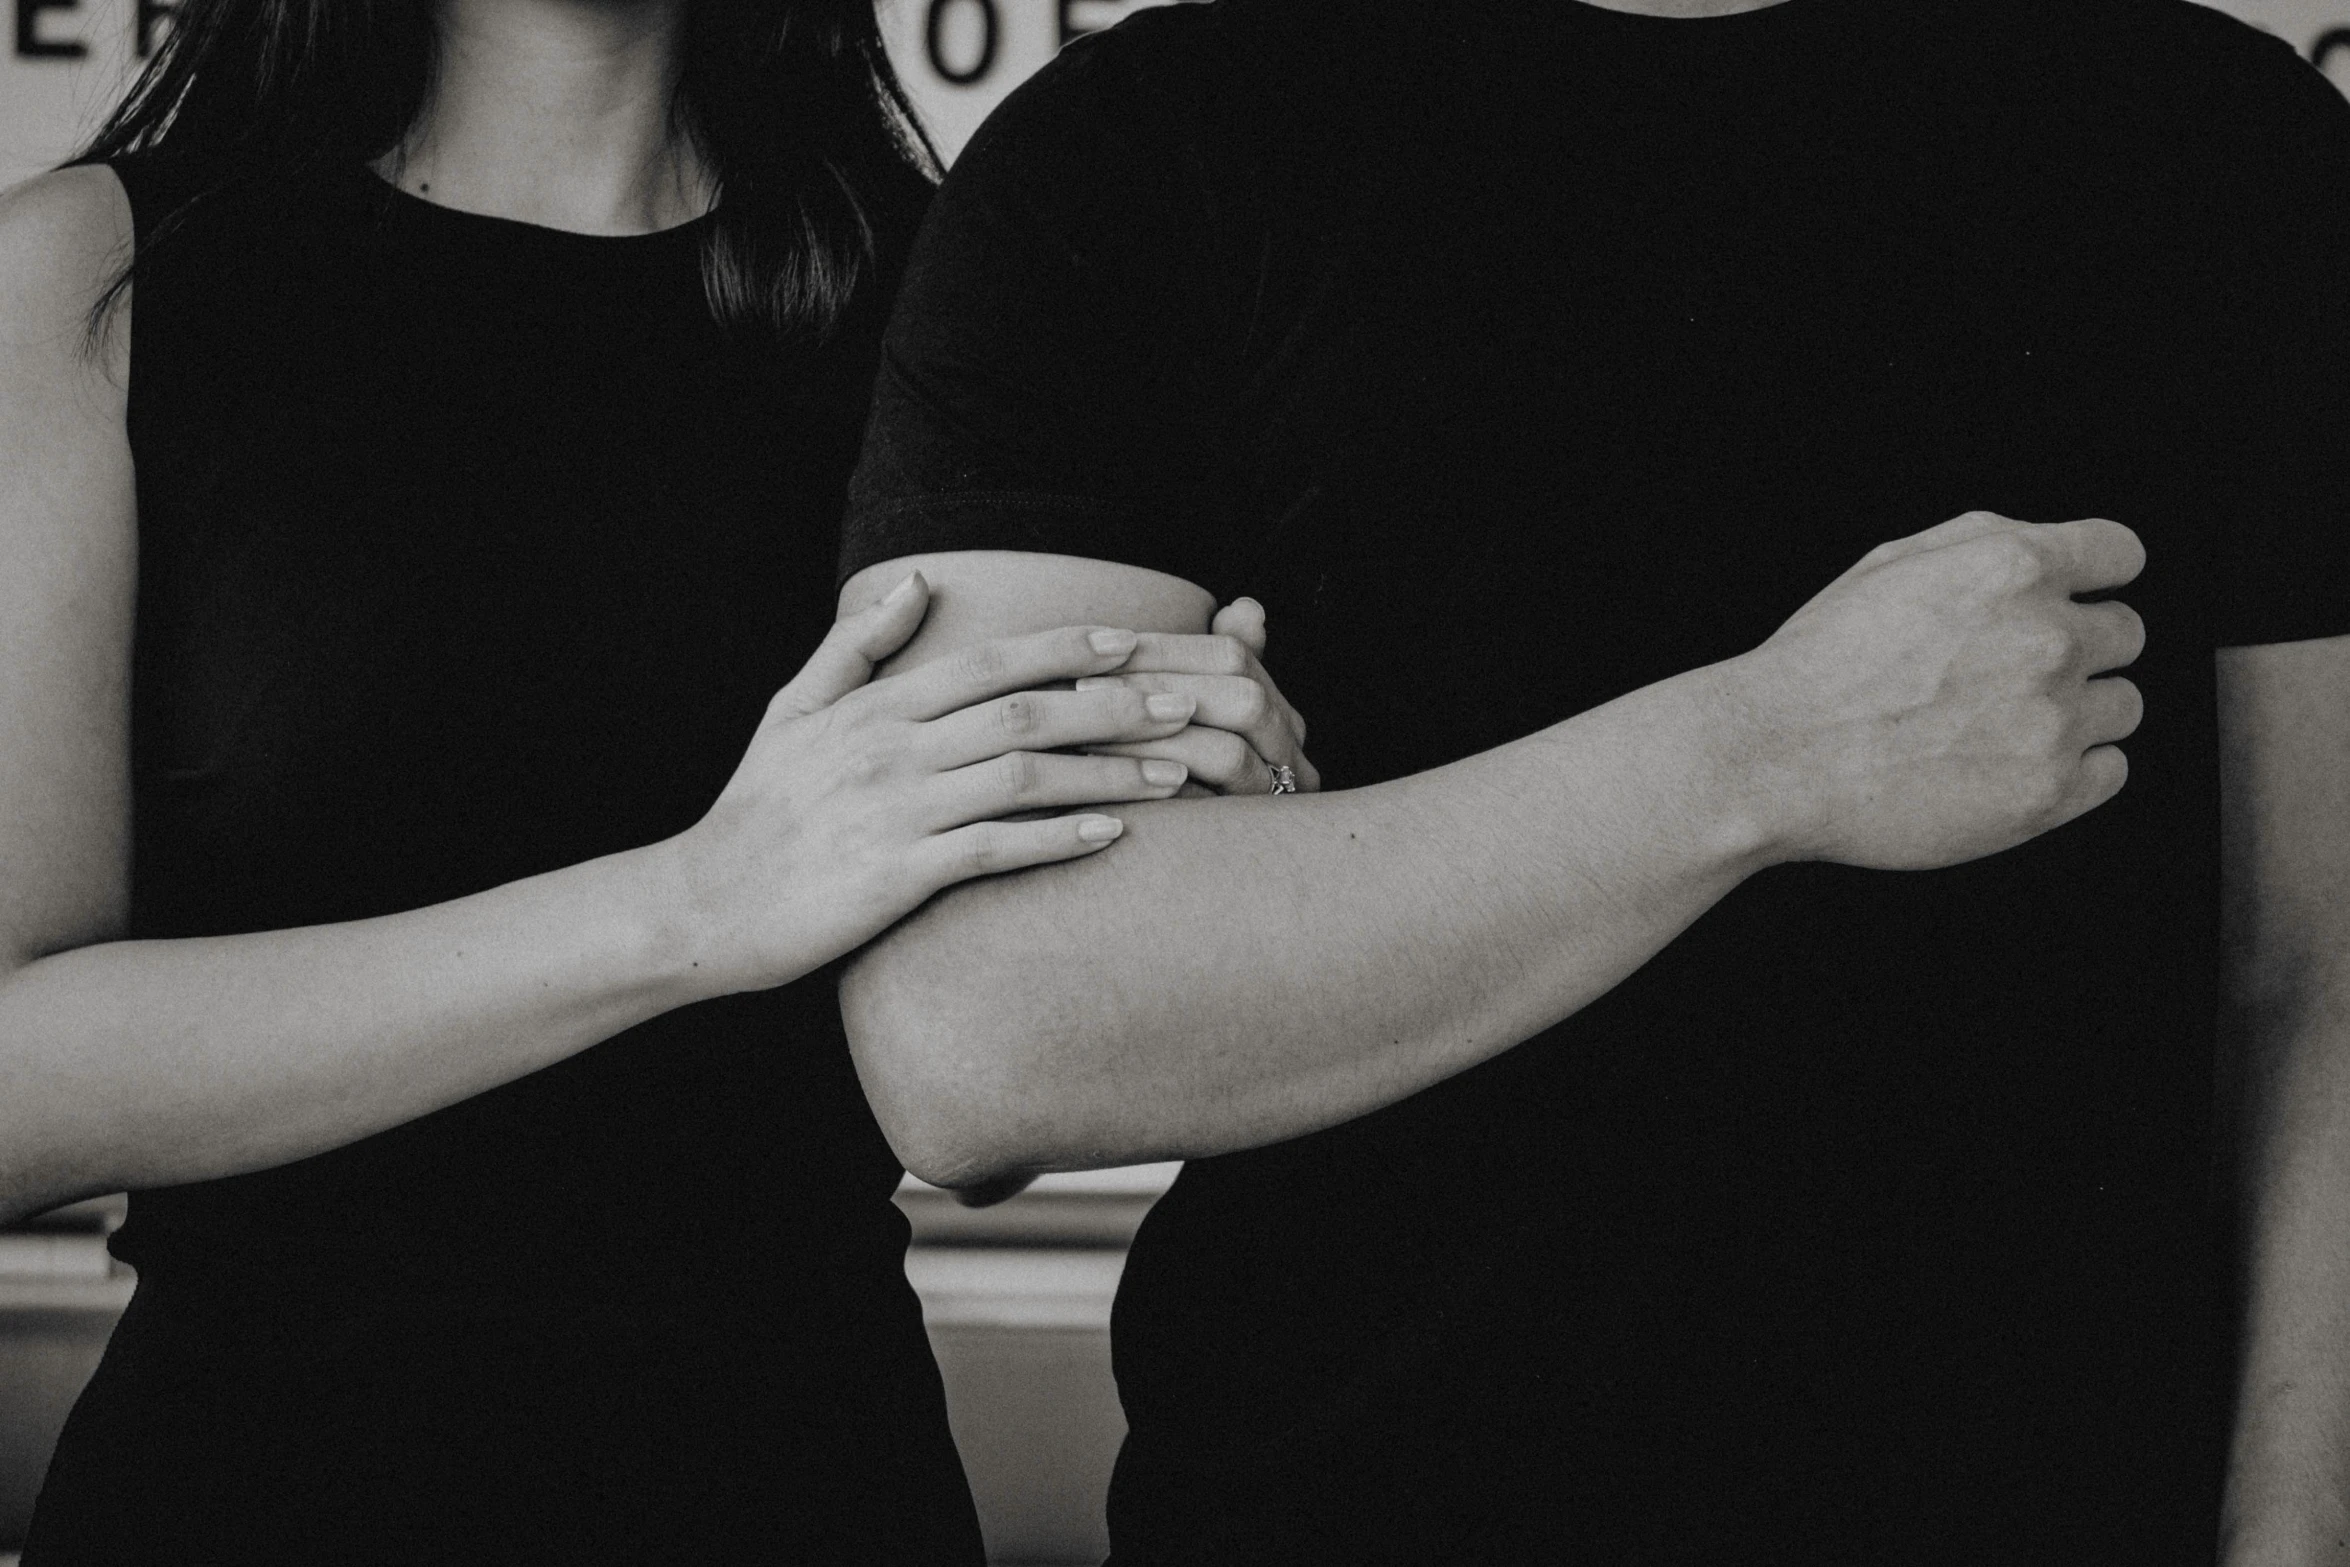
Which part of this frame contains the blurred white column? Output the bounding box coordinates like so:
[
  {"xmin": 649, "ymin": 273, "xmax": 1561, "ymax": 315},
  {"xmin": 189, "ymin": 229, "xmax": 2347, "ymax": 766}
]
[{"xmin": 898, "ymin": 1163, "xmax": 1178, "ymax": 1567}]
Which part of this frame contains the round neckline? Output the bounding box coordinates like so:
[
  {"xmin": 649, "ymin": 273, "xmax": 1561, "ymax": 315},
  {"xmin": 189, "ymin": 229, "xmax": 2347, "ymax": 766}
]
[
  {"xmin": 1571, "ymin": 0, "xmax": 1801, "ymax": 18},
  {"xmin": 1540, "ymin": 0, "xmax": 1848, "ymax": 37},
  {"xmin": 347, "ymin": 162, "xmax": 717, "ymax": 246},
  {"xmin": 1569, "ymin": 0, "xmax": 1823, "ymax": 20}
]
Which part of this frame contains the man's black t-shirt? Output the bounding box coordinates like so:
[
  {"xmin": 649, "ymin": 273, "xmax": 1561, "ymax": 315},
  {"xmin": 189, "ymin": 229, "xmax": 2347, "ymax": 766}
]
[{"xmin": 844, "ymin": 0, "xmax": 2350, "ymax": 1558}]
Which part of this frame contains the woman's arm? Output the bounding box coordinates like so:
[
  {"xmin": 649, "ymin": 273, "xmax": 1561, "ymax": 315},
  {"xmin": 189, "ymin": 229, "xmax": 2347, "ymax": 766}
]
[{"xmin": 0, "ymin": 171, "xmax": 1204, "ymax": 1225}]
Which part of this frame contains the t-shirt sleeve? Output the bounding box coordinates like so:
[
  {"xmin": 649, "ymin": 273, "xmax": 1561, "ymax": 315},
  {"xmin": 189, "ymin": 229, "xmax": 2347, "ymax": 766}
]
[
  {"xmin": 841, "ymin": 11, "xmax": 1253, "ymax": 600},
  {"xmin": 2211, "ymin": 36, "xmax": 2350, "ymax": 649}
]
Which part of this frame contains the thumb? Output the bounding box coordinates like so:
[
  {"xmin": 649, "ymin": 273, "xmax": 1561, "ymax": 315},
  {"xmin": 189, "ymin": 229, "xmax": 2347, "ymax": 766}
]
[
  {"xmin": 770, "ymin": 572, "xmax": 929, "ymax": 718},
  {"xmin": 1211, "ymin": 596, "xmax": 1269, "ymax": 655}
]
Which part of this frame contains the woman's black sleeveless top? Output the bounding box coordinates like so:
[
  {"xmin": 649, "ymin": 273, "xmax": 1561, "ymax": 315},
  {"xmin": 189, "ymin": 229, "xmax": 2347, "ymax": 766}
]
[{"xmin": 25, "ymin": 157, "xmax": 981, "ymax": 1565}]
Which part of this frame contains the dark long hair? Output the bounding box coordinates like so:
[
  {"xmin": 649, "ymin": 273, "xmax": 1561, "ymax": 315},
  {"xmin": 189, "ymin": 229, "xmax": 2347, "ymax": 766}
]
[{"xmin": 75, "ymin": 0, "xmax": 937, "ymax": 339}]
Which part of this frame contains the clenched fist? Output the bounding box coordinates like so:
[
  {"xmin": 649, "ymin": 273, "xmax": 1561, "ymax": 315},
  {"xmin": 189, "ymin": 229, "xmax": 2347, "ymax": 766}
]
[{"xmin": 1719, "ymin": 511, "xmax": 2146, "ymax": 871}]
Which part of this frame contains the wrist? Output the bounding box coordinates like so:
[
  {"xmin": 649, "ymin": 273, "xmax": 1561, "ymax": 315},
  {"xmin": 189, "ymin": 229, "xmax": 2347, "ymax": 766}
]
[
  {"xmin": 611, "ymin": 835, "xmax": 745, "ymax": 1007},
  {"xmin": 1670, "ymin": 653, "xmax": 1812, "ymax": 874}
]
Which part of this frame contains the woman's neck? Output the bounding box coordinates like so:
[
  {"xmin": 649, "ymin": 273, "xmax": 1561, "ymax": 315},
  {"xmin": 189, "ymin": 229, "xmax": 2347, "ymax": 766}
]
[{"xmin": 374, "ymin": 0, "xmax": 712, "ymax": 235}]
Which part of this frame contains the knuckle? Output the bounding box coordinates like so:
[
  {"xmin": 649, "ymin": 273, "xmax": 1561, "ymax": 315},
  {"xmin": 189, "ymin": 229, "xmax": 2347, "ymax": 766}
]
[
  {"xmin": 2008, "ymin": 754, "xmax": 2071, "ymax": 819},
  {"xmin": 1209, "ymin": 635, "xmax": 1249, "ymax": 675},
  {"xmin": 957, "ymin": 830, "xmax": 1005, "ymax": 879},
  {"xmin": 2031, "ymin": 770, "xmax": 2073, "ymax": 819},
  {"xmin": 996, "ymin": 694, "xmax": 1036, "ymax": 738},
  {"xmin": 999, "ymin": 750, "xmax": 1040, "ymax": 803},
  {"xmin": 1986, "ymin": 532, "xmax": 2046, "ymax": 588},
  {"xmin": 954, "ymin": 643, "xmax": 1008, "ymax": 690},
  {"xmin": 2017, "ymin": 622, "xmax": 2074, "ymax": 671},
  {"xmin": 843, "ymin": 622, "xmax": 896, "ymax": 663},
  {"xmin": 1231, "ymin": 680, "xmax": 1270, "ymax": 726},
  {"xmin": 1208, "ymin": 732, "xmax": 1254, "ymax": 778}
]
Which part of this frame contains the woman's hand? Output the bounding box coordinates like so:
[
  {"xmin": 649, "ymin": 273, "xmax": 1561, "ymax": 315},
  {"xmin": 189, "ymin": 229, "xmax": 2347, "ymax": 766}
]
[
  {"xmin": 665, "ymin": 573, "xmax": 1202, "ymax": 994},
  {"xmin": 1075, "ymin": 597, "xmax": 1321, "ymax": 795}
]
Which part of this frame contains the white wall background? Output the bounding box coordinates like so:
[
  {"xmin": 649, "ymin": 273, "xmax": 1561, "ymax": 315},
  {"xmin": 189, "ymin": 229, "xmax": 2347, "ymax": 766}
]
[{"xmin": 5, "ymin": 0, "xmax": 2348, "ymax": 190}]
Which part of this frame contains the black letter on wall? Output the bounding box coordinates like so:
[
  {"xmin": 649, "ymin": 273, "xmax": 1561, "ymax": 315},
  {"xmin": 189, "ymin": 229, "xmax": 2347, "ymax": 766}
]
[
  {"xmin": 925, "ymin": 0, "xmax": 998, "ymax": 85},
  {"xmin": 16, "ymin": 0, "xmax": 87, "ymax": 59}
]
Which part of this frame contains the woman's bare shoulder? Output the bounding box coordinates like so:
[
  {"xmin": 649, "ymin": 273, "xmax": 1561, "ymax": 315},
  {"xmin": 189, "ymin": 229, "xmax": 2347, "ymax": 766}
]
[
  {"xmin": 0, "ymin": 164, "xmax": 137, "ymax": 976},
  {"xmin": 0, "ymin": 165, "xmax": 134, "ymax": 370}
]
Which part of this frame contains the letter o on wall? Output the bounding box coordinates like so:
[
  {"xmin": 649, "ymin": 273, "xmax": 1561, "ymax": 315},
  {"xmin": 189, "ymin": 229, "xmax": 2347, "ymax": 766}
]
[{"xmin": 926, "ymin": 0, "xmax": 1000, "ymax": 85}]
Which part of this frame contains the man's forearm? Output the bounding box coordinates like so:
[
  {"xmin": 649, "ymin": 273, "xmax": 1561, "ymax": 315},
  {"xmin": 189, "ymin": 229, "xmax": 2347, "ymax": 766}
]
[
  {"xmin": 2222, "ymin": 991, "xmax": 2350, "ymax": 1565},
  {"xmin": 842, "ymin": 660, "xmax": 1774, "ymax": 1186},
  {"xmin": 2215, "ymin": 634, "xmax": 2350, "ymax": 1565}
]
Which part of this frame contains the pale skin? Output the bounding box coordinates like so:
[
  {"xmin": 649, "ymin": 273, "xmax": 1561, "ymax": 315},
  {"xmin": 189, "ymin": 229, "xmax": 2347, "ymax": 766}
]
[
  {"xmin": 2221, "ymin": 633, "xmax": 2350, "ymax": 1567},
  {"xmin": 0, "ymin": 0, "xmax": 1304, "ymax": 1226},
  {"xmin": 832, "ymin": 1, "xmax": 2350, "ymax": 1549},
  {"xmin": 839, "ymin": 520, "xmax": 2149, "ymax": 1181}
]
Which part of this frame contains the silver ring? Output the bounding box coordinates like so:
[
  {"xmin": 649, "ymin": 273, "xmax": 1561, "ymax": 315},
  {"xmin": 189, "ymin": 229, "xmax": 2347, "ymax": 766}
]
[{"xmin": 1266, "ymin": 762, "xmax": 1299, "ymax": 796}]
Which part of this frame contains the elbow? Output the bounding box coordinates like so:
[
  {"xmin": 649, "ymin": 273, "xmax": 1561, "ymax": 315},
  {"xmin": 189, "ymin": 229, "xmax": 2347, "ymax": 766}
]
[
  {"xmin": 0, "ymin": 1078, "xmax": 102, "ymax": 1230},
  {"xmin": 863, "ymin": 1042, "xmax": 1035, "ymax": 1191},
  {"xmin": 0, "ymin": 1139, "xmax": 93, "ymax": 1232},
  {"xmin": 894, "ymin": 1128, "xmax": 1036, "ymax": 1195},
  {"xmin": 0, "ymin": 989, "xmax": 90, "ymax": 1229},
  {"xmin": 839, "ymin": 945, "xmax": 1055, "ymax": 1191},
  {"xmin": 860, "ymin": 1063, "xmax": 1045, "ymax": 1193}
]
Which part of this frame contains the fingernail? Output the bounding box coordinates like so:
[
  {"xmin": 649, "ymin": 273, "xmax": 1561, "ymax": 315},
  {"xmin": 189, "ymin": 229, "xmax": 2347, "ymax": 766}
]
[
  {"xmin": 1074, "ymin": 676, "xmax": 1121, "ymax": 691},
  {"xmin": 1145, "ymin": 694, "xmax": 1195, "ymax": 721},
  {"xmin": 1076, "ymin": 816, "xmax": 1124, "ymax": 843},
  {"xmin": 1089, "ymin": 629, "xmax": 1138, "ymax": 656},
  {"xmin": 1235, "ymin": 597, "xmax": 1263, "ymax": 616},
  {"xmin": 883, "ymin": 572, "xmax": 922, "ymax": 607},
  {"xmin": 1142, "ymin": 761, "xmax": 1188, "ymax": 787}
]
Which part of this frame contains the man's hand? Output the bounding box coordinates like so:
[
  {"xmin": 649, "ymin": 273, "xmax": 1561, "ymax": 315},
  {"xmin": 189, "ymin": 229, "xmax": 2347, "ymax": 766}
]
[{"xmin": 1717, "ymin": 510, "xmax": 2147, "ymax": 870}]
